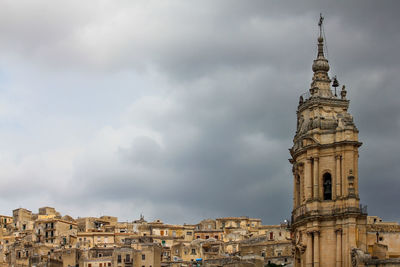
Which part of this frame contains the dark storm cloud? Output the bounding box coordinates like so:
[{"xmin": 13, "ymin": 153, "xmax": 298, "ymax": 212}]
[{"xmin": 0, "ymin": 0, "xmax": 399, "ymax": 224}]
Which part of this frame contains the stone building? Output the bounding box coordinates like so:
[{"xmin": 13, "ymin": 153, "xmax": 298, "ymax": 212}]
[
  {"xmin": 290, "ymin": 17, "xmax": 368, "ymax": 266},
  {"xmin": 290, "ymin": 16, "xmax": 400, "ymax": 267}
]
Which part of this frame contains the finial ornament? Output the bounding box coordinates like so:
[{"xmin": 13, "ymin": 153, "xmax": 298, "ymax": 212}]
[
  {"xmin": 341, "ymin": 85, "xmax": 347, "ymax": 100},
  {"xmin": 332, "ymin": 76, "xmax": 339, "ymax": 97}
]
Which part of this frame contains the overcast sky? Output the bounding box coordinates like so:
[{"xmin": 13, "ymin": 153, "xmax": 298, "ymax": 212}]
[{"xmin": 0, "ymin": 0, "xmax": 399, "ymax": 225}]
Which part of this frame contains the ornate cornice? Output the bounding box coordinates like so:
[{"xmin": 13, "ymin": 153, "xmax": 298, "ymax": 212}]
[
  {"xmin": 297, "ymin": 96, "xmax": 349, "ymax": 113},
  {"xmin": 291, "ymin": 140, "xmax": 362, "ymax": 159}
]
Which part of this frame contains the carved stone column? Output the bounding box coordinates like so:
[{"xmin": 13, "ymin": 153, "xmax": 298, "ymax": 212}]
[
  {"xmin": 299, "ymin": 164, "xmax": 305, "ymax": 203},
  {"xmin": 313, "ymin": 157, "xmax": 319, "ymax": 199},
  {"xmin": 335, "ymin": 155, "xmax": 341, "ymax": 197},
  {"xmin": 313, "ymin": 231, "xmax": 320, "ymax": 267},
  {"xmin": 305, "ymin": 158, "xmax": 313, "ymax": 201},
  {"xmin": 306, "ymin": 232, "xmax": 313, "ymax": 267},
  {"xmin": 336, "ymin": 228, "xmax": 342, "ymax": 267}
]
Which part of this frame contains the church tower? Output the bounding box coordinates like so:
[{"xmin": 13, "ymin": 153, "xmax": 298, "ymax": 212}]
[{"xmin": 290, "ymin": 16, "xmax": 368, "ymax": 267}]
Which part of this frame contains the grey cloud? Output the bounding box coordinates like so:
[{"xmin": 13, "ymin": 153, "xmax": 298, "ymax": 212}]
[{"xmin": 0, "ymin": 1, "xmax": 399, "ymax": 225}]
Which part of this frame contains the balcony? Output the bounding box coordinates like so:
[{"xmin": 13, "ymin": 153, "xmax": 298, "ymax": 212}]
[{"xmin": 292, "ymin": 204, "xmax": 367, "ymax": 224}]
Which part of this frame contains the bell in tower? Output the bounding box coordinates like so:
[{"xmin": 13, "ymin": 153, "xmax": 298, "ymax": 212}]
[{"xmin": 290, "ymin": 15, "xmax": 368, "ymax": 267}]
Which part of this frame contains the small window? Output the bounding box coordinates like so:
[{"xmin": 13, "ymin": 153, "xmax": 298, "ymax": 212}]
[
  {"xmin": 70, "ymin": 225, "xmax": 73, "ymax": 230},
  {"xmin": 117, "ymin": 255, "xmax": 121, "ymax": 263},
  {"xmin": 142, "ymin": 254, "xmax": 145, "ymax": 260},
  {"xmin": 191, "ymin": 249, "xmax": 196, "ymax": 255},
  {"xmin": 186, "ymin": 231, "xmax": 192, "ymax": 235},
  {"xmin": 205, "ymin": 236, "xmax": 209, "ymax": 239},
  {"xmin": 126, "ymin": 254, "xmax": 130, "ymax": 262},
  {"xmin": 323, "ymin": 173, "xmax": 332, "ymax": 200}
]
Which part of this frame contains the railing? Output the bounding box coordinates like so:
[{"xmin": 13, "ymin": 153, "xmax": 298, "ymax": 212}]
[
  {"xmin": 299, "ymin": 89, "xmax": 340, "ymax": 103},
  {"xmin": 292, "ymin": 204, "xmax": 368, "ymax": 223}
]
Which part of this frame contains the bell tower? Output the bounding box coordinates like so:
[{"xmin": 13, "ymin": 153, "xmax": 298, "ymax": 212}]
[{"xmin": 290, "ymin": 15, "xmax": 368, "ymax": 267}]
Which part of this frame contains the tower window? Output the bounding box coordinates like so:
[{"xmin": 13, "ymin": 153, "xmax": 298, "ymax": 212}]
[{"xmin": 323, "ymin": 173, "xmax": 332, "ymax": 200}]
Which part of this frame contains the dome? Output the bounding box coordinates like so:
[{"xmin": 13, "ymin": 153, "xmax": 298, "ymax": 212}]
[{"xmin": 312, "ymin": 58, "xmax": 330, "ymax": 72}]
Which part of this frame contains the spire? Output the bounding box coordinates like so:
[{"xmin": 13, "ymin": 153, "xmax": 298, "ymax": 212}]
[{"xmin": 310, "ymin": 14, "xmax": 333, "ymax": 98}]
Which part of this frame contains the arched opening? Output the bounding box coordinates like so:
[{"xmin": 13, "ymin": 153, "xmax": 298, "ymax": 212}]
[{"xmin": 323, "ymin": 173, "xmax": 332, "ymax": 200}]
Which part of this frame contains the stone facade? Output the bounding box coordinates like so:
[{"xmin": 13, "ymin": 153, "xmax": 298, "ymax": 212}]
[{"xmin": 290, "ymin": 18, "xmax": 368, "ymax": 267}]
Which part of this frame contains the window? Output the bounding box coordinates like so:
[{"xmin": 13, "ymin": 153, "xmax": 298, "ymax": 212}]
[
  {"xmin": 205, "ymin": 236, "xmax": 209, "ymax": 239},
  {"xmin": 269, "ymin": 232, "xmax": 274, "ymax": 240},
  {"xmin": 214, "ymin": 235, "xmax": 218, "ymax": 239},
  {"xmin": 117, "ymin": 255, "xmax": 121, "ymax": 263},
  {"xmin": 196, "ymin": 236, "xmax": 200, "ymax": 239},
  {"xmin": 191, "ymin": 249, "xmax": 196, "ymax": 255},
  {"xmin": 99, "ymin": 263, "xmax": 102, "ymax": 267},
  {"xmin": 108, "ymin": 263, "xmax": 111, "ymax": 267},
  {"xmin": 126, "ymin": 254, "xmax": 130, "ymax": 262},
  {"xmin": 22, "ymin": 224, "xmax": 26, "ymax": 230},
  {"xmin": 186, "ymin": 231, "xmax": 192, "ymax": 235},
  {"xmin": 142, "ymin": 254, "xmax": 145, "ymax": 260},
  {"xmin": 323, "ymin": 173, "xmax": 332, "ymax": 200},
  {"xmin": 70, "ymin": 225, "xmax": 72, "ymax": 230},
  {"xmin": 88, "ymin": 264, "xmax": 92, "ymax": 267}
]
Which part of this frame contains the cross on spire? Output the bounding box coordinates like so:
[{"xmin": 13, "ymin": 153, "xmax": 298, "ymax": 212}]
[{"xmin": 318, "ymin": 13, "xmax": 324, "ymax": 38}]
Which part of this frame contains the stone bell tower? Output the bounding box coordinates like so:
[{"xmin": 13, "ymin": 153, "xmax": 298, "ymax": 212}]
[{"xmin": 290, "ymin": 16, "xmax": 368, "ymax": 267}]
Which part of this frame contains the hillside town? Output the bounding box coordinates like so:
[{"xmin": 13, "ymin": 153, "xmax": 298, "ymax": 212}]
[
  {"xmin": 0, "ymin": 207, "xmax": 294, "ymax": 267},
  {"xmin": 1, "ymin": 207, "xmax": 400, "ymax": 267}
]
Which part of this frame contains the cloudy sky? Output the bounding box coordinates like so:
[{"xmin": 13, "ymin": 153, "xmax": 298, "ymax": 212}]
[{"xmin": 0, "ymin": 0, "xmax": 399, "ymax": 225}]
